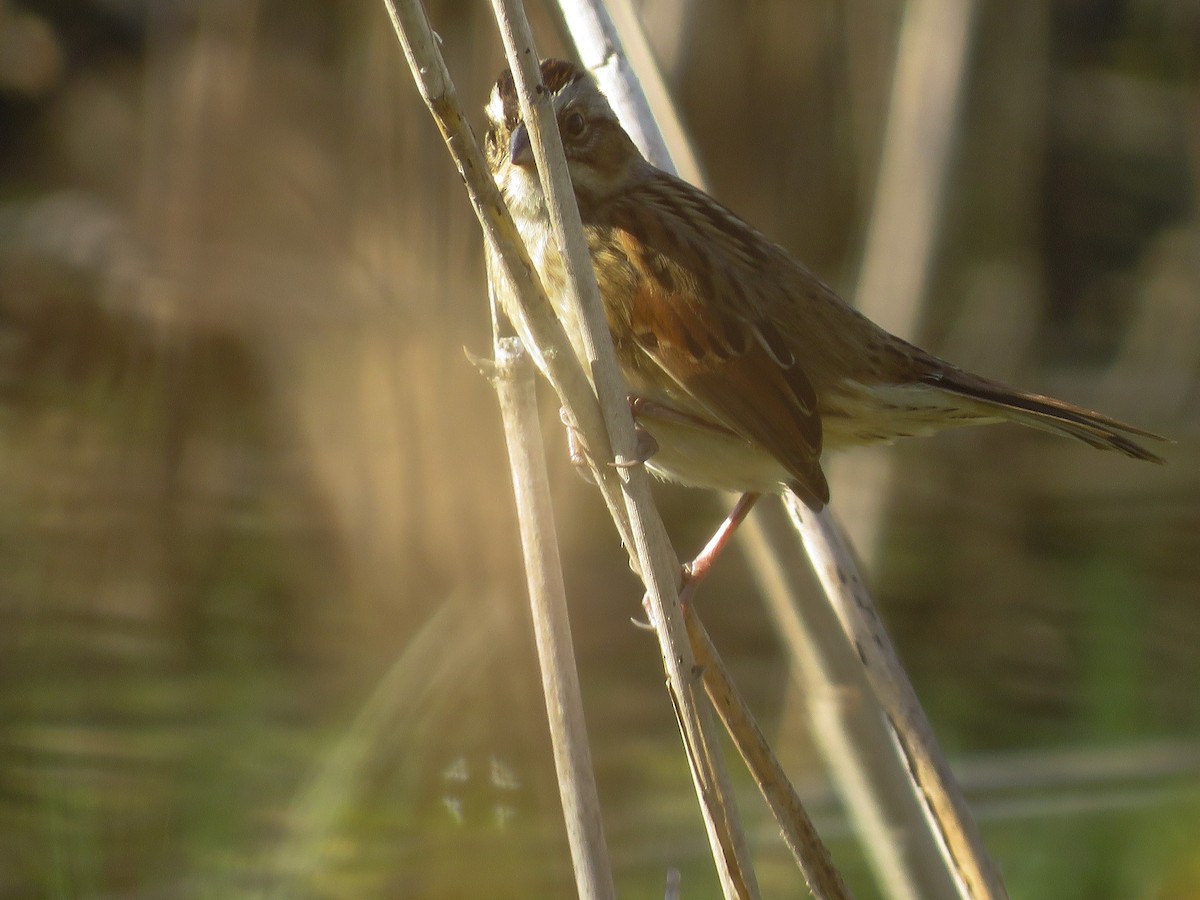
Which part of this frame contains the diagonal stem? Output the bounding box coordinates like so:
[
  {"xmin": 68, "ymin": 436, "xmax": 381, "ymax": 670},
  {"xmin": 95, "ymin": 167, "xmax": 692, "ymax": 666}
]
[
  {"xmin": 381, "ymin": 1, "xmax": 760, "ymax": 896},
  {"xmin": 487, "ymin": 2, "xmax": 760, "ymax": 896}
]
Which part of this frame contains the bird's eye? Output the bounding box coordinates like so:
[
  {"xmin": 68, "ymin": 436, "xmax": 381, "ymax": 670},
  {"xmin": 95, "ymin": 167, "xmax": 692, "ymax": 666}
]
[{"xmin": 562, "ymin": 111, "xmax": 587, "ymax": 140}]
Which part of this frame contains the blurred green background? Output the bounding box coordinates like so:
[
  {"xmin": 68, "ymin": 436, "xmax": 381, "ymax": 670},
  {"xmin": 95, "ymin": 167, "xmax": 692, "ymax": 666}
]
[{"xmin": 1, "ymin": 1, "xmax": 1198, "ymax": 897}]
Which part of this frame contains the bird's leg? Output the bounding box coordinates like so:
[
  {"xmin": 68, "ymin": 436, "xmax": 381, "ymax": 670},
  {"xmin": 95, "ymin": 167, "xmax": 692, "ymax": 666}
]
[
  {"xmin": 638, "ymin": 491, "xmax": 761, "ymax": 630},
  {"xmin": 628, "ymin": 392, "xmax": 758, "ymax": 594},
  {"xmin": 680, "ymin": 492, "xmax": 761, "ymax": 605}
]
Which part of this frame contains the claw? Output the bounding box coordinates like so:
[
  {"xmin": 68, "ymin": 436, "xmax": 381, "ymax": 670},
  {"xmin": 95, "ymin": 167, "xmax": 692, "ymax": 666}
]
[
  {"xmin": 613, "ymin": 423, "xmax": 659, "ymax": 469},
  {"xmin": 630, "ymin": 609, "xmax": 656, "ymax": 632},
  {"xmin": 634, "ymin": 593, "xmax": 657, "ymax": 631},
  {"xmin": 560, "ymin": 407, "xmax": 597, "ymax": 485}
]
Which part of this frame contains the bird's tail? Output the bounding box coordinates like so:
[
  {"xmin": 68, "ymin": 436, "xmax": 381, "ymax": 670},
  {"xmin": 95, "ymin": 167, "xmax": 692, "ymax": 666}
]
[{"xmin": 922, "ymin": 371, "xmax": 1168, "ymax": 463}]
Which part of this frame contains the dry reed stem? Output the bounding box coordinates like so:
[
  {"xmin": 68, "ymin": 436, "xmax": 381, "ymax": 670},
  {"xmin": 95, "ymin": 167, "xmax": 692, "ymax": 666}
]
[
  {"xmin": 836, "ymin": 0, "xmax": 980, "ymax": 568},
  {"xmin": 855, "ymin": 0, "xmax": 979, "ymax": 338},
  {"xmin": 485, "ymin": 321, "xmax": 615, "ymax": 900},
  {"xmin": 552, "ymin": 2, "xmax": 941, "ymax": 894},
  {"xmin": 743, "ymin": 505, "xmax": 960, "ymax": 900},
  {"xmin": 383, "ymin": 1, "xmax": 759, "ymax": 897},
  {"xmin": 553, "ymin": 4, "xmax": 1007, "ymax": 899},
  {"xmin": 553, "ymin": 0, "xmax": 703, "ymax": 180},
  {"xmin": 684, "ymin": 606, "xmax": 855, "ymax": 900},
  {"xmin": 381, "ymin": 0, "xmax": 633, "ymax": 552},
  {"xmin": 547, "ymin": 6, "xmax": 862, "ymax": 896},
  {"xmin": 487, "ymin": 2, "xmax": 758, "ymax": 897},
  {"xmin": 787, "ymin": 497, "xmax": 1007, "ymax": 900}
]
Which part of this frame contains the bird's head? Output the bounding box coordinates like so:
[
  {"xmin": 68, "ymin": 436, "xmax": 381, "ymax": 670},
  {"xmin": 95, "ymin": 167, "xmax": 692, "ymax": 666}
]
[{"xmin": 485, "ymin": 58, "xmax": 642, "ymax": 217}]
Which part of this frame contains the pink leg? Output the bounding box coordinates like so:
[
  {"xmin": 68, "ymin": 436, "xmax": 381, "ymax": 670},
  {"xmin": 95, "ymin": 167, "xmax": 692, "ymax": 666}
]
[
  {"xmin": 680, "ymin": 492, "xmax": 761, "ymax": 605},
  {"xmin": 638, "ymin": 492, "xmax": 761, "ymax": 627}
]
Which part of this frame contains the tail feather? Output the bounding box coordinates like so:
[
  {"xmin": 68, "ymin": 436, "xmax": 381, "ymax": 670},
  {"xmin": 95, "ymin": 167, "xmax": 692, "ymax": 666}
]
[{"xmin": 922, "ymin": 371, "xmax": 1169, "ymax": 464}]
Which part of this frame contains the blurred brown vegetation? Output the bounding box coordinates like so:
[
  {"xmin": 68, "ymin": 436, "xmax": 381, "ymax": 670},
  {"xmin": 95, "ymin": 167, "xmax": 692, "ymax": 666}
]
[{"xmin": 0, "ymin": 1, "xmax": 1198, "ymax": 897}]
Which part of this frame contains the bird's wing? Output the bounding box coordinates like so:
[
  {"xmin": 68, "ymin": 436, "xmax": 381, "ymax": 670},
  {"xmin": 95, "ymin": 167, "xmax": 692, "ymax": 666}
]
[{"xmin": 601, "ymin": 176, "xmax": 830, "ymax": 507}]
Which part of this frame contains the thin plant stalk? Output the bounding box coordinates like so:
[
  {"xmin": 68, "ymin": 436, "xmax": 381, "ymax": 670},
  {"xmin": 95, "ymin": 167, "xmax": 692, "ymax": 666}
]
[
  {"xmin": 382, "ymin": 1, "xmax": 758, "ymax": 896},
  {"xmin": 685, "ymin": 606, "xmax": 855, "ymax": 900},
  {"xmin": 487, "ymin": 2, "xmax": 759, "ymax": 896},
  {"xmin": 380, "ymin": 0, "xmax": 633, "ymax": 552},
  {"xmin": 835, "ymin": 0, "xmax": 980, "ymax": 563},
  {"xmin": 855, "ymin": 0, "xmax": 978, "ymax": 338},
  {"xmin": 486, "ymin": 285, "xmax": 615, "ymax": 897},
  {"xmin": 742, "ymin": 505, "xmax": 960, "ymax": 900},
  {"xmin": 553, "ymin": 0, "xmax": 702, "ymax": 180},
  {"xmin": 552, "ymin": 4, "xmax": 1007, "ymax": 899},
  {"xmin": 787, "ymin": 497, "xmax": 1006, "ymax": 900}
]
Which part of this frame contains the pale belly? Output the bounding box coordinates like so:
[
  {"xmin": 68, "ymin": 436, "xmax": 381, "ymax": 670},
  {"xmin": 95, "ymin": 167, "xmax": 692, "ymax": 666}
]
[{"xmin": 633, "ymin": 416, "xmax": 792, "ymax": 493}]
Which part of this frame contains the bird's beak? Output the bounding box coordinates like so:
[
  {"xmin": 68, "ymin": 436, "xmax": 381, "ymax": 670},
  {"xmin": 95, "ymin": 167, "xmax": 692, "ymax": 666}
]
[{"xmin": 509, "ymin": 122, "xmax": 534, "ymax": 168}]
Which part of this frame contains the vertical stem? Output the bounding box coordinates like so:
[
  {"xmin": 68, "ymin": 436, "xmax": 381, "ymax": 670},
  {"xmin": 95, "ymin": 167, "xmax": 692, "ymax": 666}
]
[
  {"xmin": 488, "ymin": 324, "xmax": 615, "ymax": 900},
  {"xmin": 489, "ymin": 2, "xmax": 759, "ymax": 895},
  {"xmin": 837, "ymin": 0, "xmax": 979, "ymax": 563}
]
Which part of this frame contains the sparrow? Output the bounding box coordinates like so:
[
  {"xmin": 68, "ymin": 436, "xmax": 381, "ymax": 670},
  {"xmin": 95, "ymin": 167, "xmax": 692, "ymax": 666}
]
[{"xmin": 484, "ymin": 59, "xmax": 1165, "ymax": 512}]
